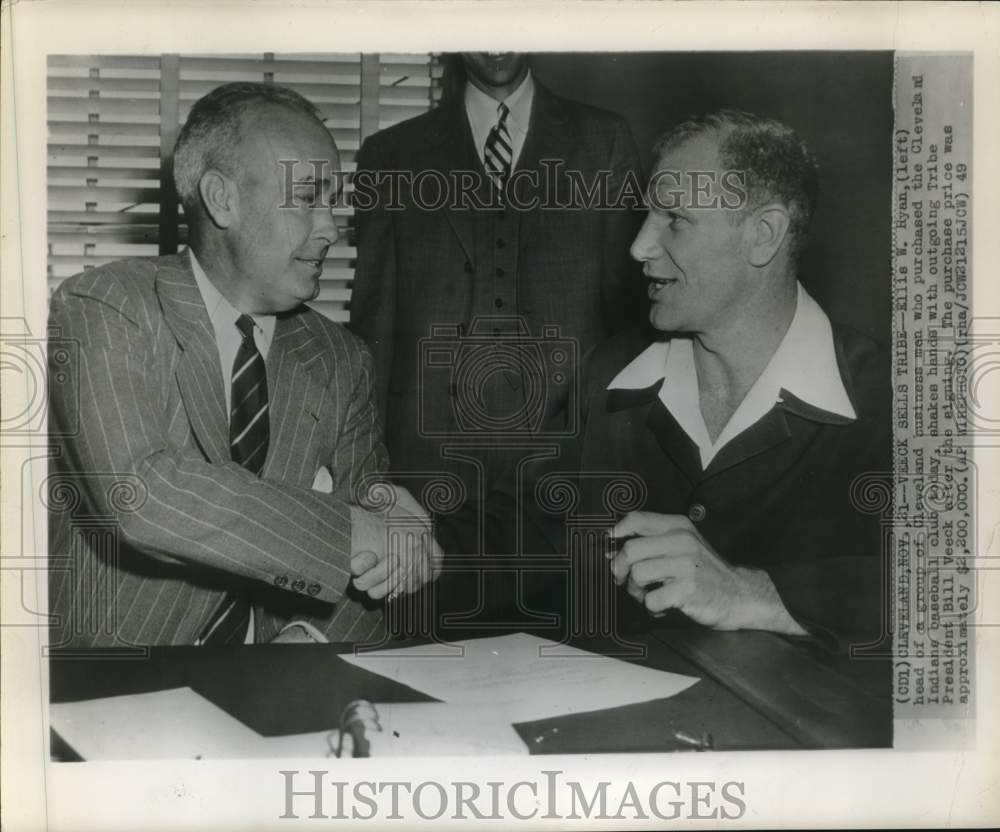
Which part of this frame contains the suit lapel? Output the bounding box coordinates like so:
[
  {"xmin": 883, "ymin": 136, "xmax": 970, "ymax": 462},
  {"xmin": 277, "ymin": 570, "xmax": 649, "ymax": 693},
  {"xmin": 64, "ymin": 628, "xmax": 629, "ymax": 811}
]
[
  {"xmin": 423, "ymin": 100, "xmax": 483, "ymax": 264},
  {"xmin": 645, "ymin": 399, "xmax": 703, "ymax": 486},
  {"xmin": 155, "ymin": 253, "xmax": 230, "ymax": 463},
  {"xmin": 607, "ymin": 380, "xmax": 700, "ymax": 486},
  {"xmin": 701, "ymin": 406, "xmax": 793, "ymax": 479},
  {"xmin": 613, "ymin": 382, "xmax": 816, "ymax": 486},
  {"xmin": 422, "ymin": 85, "xmax": 574, "ymax": 260},
  {"xmin": 265, "ymin": 311, "xmax": 330, "ymax": 483},
  {"xmin": 516, "ymin": 84, "xmax": 573, "ymax": 249}
]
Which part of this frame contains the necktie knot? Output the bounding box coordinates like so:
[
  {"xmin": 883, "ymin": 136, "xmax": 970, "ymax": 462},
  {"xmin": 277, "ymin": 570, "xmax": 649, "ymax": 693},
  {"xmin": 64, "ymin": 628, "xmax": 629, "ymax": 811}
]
[
  {"xmin": 236, "ymin": 314, "xmax": 255, "ymax": 341},
  {"xmin": 496, "ymin": 102, "xmax": 510, "ymax": 128}
]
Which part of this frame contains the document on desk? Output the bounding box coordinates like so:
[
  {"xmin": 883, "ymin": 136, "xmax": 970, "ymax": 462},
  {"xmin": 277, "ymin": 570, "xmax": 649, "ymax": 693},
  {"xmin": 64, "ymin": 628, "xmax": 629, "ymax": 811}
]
[
  {"xmin": 51, "ymin": 687, "xmax": 270, "ymax": 759},
  {"xmin": 51, "ymin": 688, "xmax": 528, "ymax": 759},
  {"xmin": 340, "ymin": 633, "xmax": 699, "ymax": 724}
]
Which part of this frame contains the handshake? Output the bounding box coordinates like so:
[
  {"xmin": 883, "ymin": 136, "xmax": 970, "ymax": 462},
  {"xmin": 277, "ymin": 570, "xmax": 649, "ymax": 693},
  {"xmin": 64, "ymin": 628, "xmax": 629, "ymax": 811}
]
[{"xmin": 349, "ymin": 483, "xmax": 443, "ymax": 603}]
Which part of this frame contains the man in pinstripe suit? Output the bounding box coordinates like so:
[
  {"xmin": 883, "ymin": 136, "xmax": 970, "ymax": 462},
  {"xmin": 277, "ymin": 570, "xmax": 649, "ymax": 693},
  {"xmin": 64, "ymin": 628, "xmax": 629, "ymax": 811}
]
[{"xmin": 48, "ymin": 83, "xmax": 438, "ymax": 648}]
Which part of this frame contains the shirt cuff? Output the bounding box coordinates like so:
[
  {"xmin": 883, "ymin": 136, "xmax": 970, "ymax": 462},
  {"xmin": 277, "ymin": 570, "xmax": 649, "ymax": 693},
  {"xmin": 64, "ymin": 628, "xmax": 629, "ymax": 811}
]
[{"xmin": 274, "ymin": 620, "xmax": 330, "ymax": 644}]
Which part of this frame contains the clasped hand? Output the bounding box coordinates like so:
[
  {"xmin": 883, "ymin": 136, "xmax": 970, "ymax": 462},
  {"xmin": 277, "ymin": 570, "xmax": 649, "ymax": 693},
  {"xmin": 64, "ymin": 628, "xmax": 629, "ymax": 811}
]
[
  {"xmin": 609, "ymin": 511, "xmax": 805, "ymax": 635},
  {"xmin": 350, "ymin": 485, "xmax": 442, "ymax": 601}
]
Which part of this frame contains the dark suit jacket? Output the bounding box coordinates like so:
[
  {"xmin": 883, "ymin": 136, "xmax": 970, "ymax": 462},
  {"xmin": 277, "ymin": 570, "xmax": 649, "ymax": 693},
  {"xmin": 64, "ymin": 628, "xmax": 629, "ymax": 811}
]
[
  {"xmin": 349, "ymin": 83, "xmax": 643, "ymax": 497},
  {"xmin": 440, "ymin": 322, "xmax": 893, "ymax": 657},
  {"xmin": 48, "ymin": 253, "xmax": 388, "ymax": 647}
]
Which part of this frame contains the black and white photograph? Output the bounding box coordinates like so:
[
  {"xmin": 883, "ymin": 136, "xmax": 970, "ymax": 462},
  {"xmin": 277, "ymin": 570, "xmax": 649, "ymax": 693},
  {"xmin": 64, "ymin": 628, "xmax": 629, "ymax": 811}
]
[{"xmin": 2, "ymin": 2, "xmax": 998, "ymax": 830}]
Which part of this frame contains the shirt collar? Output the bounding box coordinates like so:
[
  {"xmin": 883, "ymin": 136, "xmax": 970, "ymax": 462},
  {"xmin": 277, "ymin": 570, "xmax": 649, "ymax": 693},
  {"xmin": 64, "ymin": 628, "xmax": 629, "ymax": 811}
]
[
  {"xmin": 608, "ymin": 283, "xmax": 857, "ymax": 421},
  {"xmin": 464, "ymin": 69, "xmax": 534, "ymax": 139},
  {"xmin": 188, "ymin": 249, "xmax": 275, "ymax": 350}
]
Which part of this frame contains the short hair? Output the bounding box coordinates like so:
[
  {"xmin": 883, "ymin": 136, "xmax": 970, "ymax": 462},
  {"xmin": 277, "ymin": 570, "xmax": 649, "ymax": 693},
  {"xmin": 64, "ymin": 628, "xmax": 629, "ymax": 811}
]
[
  {"xmin": 653, "ymin": 109, "xmax": 819, "ymax": 259},
  {"xmin": 172, "ymin": 82, "xmax": 324, "ymax": 218}
]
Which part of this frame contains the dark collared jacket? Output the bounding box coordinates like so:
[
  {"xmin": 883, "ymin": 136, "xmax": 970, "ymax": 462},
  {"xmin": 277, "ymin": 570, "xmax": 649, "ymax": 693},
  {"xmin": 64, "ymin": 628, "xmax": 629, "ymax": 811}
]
[{"xmin": 438, "ymin": 322, "xmax": 892, "ymax": 656}]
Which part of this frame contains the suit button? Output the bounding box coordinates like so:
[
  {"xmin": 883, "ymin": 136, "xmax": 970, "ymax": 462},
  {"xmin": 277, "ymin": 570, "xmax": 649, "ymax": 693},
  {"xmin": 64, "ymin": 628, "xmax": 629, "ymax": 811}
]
[
  {"xmin": 274, "ymin": 575, "xmax": 288, "ymax": 588},
  {"xmin": 688, "ymin": 503, "xmax": 707, "ymax": 523},
  {"xmin": 292, "ymin": 579, "xmax": 306, "ymax": 592},
  {"xmin": 307, "ymin": 583, "xmax": 321, "ymax": 597},
  {"xmin": 492, "ymin": 328, "xmax": 500, "ymax": 337},
  {"xmin": 496, "ymin": 238, "xmax": 506, "ymax": 249},
  {"xmin": 494, "ymin": 297, "xmax": 503, "ymax": 308},
  {"xmin": 495, "ymin": 267, "xmax": 505, "ymax": 277},
  {"xmin": 463, "ymin": 261, "xmax": 473, "ymax": 274}
]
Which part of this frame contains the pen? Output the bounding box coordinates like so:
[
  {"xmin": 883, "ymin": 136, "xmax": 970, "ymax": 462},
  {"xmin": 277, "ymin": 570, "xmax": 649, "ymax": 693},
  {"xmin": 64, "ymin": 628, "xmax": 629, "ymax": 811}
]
[{"xmin": 671, "ymin": 729, "xmax": 714, "ymax": 751}]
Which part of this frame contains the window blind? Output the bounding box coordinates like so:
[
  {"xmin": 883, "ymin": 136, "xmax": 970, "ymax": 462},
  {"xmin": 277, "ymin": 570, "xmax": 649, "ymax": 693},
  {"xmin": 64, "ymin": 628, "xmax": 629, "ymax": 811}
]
[{"xmin": 47, "ymin": 53, "xmax": 442, "ymax": 323}]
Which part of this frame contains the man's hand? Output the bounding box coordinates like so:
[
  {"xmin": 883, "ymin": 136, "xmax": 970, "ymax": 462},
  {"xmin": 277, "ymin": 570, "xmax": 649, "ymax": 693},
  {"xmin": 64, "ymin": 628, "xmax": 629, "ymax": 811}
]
[
  {"xmin": 350, "ymin": 485, "xmax": 442, "ymax": 601},
  {"xmin": 609, "ymin": 511, "xmax": 806, "ymax": 636}
]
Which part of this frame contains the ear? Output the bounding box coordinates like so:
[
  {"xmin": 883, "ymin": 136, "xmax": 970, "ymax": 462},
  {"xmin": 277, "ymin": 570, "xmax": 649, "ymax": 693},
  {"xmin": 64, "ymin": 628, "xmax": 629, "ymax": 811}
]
[
  {"xmin": 197, "ymin": 169, "xmax": 239, "ymax": 230},
  {"xmin": 745, "ymin": 203, "xmax": 791, "ymax": 267}
]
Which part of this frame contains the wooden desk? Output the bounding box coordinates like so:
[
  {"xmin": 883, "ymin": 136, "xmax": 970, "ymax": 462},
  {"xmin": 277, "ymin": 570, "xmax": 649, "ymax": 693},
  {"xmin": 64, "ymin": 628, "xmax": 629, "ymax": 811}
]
[{"xmin": 49, "ymin": 627, "xmax": 891, "ymax": 756}]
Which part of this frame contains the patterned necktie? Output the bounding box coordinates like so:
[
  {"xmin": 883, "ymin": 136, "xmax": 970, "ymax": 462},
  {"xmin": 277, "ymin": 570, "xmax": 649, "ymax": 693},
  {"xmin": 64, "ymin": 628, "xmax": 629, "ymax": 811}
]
[
  {"xmin": 484, "ymin": 102, "xmax": 512, "ymax": 194},
  {"xmin": 198, "ymin": 314, "xmax": 269, "ymax": 645},
  {"xmin": 229, "ymin": 314, "xmax": 270, "ymax": 473}
]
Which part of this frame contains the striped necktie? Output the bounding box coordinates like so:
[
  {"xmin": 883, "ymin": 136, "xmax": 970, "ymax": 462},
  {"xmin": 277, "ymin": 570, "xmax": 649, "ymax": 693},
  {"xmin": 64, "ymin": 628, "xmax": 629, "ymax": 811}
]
[
  {"xmin": 197, "ymin": 313, "xmax": 269, "ymax": 645},
  {"xmin": 229, "ymin": 314, "xmax": 270, "ymax": 473},
  {"xmin": 484, "ymin": 102, "xmax": 512, "ymax": 194}
]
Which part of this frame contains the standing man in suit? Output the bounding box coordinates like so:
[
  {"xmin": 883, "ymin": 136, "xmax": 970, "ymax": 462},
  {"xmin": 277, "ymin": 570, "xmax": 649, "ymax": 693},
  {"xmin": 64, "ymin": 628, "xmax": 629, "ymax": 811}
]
[
  {"xmin": 48, "ymin": 82, "xmax": 438, "ymax": 648},
  {"xmin": 350, "ymin": 54, "xmax": 642, "ymax": 628},
  {"xmin": 350, "ymin": 53, "xmax": 643, "ymax": 501}
]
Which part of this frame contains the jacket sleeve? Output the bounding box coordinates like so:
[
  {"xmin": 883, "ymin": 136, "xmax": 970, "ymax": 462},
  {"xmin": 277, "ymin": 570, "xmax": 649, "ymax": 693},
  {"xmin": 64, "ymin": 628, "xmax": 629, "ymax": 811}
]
[
  {"xmin": 348, "ymin": 133, "xmax": 397, "ymax": 418},
  {"xmin": 49, "ymin": 284, "xmax": 360, "ymax": 606},
  {"xmin": 330, "ymin": 336, "xmax": 391, "ymax": 505},
  {"xmin": 765, "ymin": 466, "xmax": 891, "ymax": 653}
]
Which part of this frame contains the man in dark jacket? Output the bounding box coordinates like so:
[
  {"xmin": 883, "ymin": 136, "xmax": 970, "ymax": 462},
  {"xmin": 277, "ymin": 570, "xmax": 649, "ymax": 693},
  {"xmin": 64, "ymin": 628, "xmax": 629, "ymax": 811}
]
[{"xmin": 444, "ymin": 110, "xmax": 891, "ymax": 657}]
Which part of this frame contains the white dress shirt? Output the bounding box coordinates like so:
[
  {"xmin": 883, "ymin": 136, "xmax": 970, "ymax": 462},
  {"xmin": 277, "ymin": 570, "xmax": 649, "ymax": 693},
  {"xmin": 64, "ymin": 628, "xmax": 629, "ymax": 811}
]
[
  {"xmin": 189, "ymin": 249, "xmax": 275, "ymax": 423},
  {"xmin": 464, "ymin": 70, "xmax": 535, "ymax": 171},
  {"xmin": 608, "ymin": 284, "xmax": 857, "ymax": 469}
]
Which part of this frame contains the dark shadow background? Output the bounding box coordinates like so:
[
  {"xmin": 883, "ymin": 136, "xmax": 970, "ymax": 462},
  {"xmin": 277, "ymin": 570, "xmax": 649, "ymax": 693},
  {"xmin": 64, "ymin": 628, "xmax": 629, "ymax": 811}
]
[{"xmin": 445, "ymin": 52, "xmax": 893, "ymax": 343}]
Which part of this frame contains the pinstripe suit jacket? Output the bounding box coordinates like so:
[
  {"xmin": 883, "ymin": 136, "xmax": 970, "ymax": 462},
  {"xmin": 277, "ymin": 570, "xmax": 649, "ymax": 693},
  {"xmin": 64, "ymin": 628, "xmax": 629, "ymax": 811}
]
[{"xmin": 48, "ymin": 252, "xmax": 388, "ymax": 647}]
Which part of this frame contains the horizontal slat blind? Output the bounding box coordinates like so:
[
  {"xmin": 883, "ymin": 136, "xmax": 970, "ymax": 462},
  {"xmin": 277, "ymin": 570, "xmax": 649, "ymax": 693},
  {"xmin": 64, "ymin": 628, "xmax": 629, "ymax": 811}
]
[
  {"xmin": 47, "ymin": 55, "xmax": 162, "ymax": 285},
  {"xmin": 47, "ymin": 53, "xmax": 437, "ymax": 323}
]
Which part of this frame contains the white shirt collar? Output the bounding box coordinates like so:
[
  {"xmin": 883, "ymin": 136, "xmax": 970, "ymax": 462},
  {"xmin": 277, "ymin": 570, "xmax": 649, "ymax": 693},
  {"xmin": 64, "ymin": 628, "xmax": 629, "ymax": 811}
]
[
  {"xmin": 188, "ymin": 249, "xmax": 275, "ymax": 353},
  {"xmin": 189, "ymin": 249, "xmax": 276, "ymax": 419},
  {"xmin": 464, "ymin": 69, "xmax": 534, "ymax": 169},
  {"xmin": 608, "ymin": 283, "xmax": 856, "ymax": 468}
]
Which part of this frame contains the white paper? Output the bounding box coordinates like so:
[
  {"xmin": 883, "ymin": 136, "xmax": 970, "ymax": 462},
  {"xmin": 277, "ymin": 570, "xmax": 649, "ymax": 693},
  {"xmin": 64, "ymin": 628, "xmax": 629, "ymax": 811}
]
[
  {"xmin": 51, "ymin": 687, "xmax": 270, "ymax": 760},
  {"xmin": 340, "ymin": 632, "xmax": 699, "ymax": 724},
  {"xmin": 51, "ymin": 689, "xmax": 528, "ymax": 759}
]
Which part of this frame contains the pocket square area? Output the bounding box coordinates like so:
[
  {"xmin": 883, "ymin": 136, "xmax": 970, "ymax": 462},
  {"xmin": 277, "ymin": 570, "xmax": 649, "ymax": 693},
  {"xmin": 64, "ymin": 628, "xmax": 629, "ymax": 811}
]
[{"xmin": 312, "ymin": 465, "xmax": 334, "ymax": 493}]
